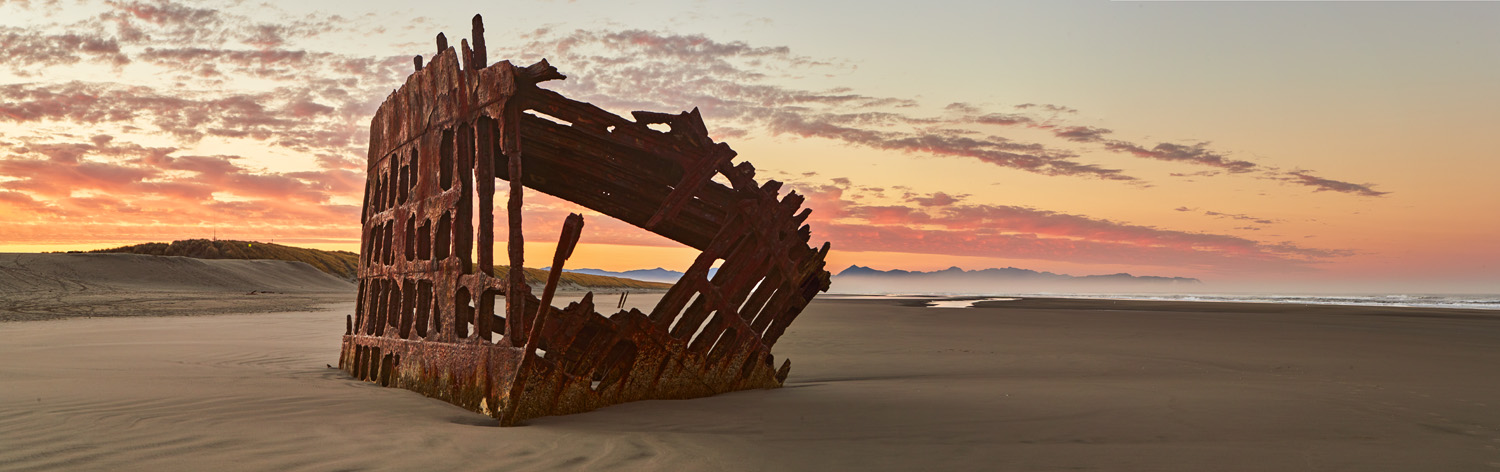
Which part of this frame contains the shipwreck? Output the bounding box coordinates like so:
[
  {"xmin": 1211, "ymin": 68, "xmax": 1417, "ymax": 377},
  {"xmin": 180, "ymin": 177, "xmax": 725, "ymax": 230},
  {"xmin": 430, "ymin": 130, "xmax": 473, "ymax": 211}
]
[{"xmin": 338, "ymin": 15, "xmax": 832, "ymax": 425}]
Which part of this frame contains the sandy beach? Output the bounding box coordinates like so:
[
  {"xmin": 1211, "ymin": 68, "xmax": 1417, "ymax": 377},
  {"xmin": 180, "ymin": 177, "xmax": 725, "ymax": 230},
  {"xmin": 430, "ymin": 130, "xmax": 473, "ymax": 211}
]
[{"xmin": 3, "ymin": 294, "xmax": 1499, "ymax": 471}]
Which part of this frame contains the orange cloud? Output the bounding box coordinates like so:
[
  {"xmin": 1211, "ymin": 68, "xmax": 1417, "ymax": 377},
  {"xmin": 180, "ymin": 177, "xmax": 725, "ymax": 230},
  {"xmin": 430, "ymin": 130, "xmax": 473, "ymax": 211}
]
[{"xmin": 791, "ymin": 180, "xmax": 1353, "ymax": 271}]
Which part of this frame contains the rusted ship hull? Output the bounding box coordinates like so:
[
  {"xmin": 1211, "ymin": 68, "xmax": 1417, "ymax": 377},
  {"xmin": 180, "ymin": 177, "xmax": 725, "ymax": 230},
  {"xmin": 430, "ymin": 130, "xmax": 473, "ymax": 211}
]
[{"xmin": 339, "ymin": 16, "xmax": 830, "ymax": 425}]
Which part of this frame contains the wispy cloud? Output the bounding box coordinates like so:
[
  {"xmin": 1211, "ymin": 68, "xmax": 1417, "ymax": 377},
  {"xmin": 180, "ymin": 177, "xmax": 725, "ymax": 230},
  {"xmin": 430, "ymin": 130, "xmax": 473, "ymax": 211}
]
[
  {"xmin": 0, "ymin": 137, "xmax": 357, "ymax": 217},
  {"xmin": 790, "ymin": 179, "xmax": 1352, "ymax": 270},
  {"xmin": 0, "ymin": 27, "xmax": 130, "ymax": 73},
  {"xmin": 763, "ymin": 112, "xmax": 1131, "ymax": 180},
  {"xmin": 1281, "ymin": 171, "xmax": 1389, "ymax": 197},
  {"xmin": 504, "ymin": 28, "xmax": 1137, "ymax": 180},
  {"xmin": 907, "ymin": 191, "xmax": 964, "ymax": 207},
  {"xmin": 0, "ymin": 81, "xmax": 378, "ymax": 154},
  {"xmin": 1014, "ymin": 103, "xmax": 1077, "ymax": 114},
  {"xmin": 1102, "ymin": 141, "xmax": 1258, "ymax": 173},
  {"xmin": 1176, "ymin": 206, "xmax": 1278, "ymax": 225},
  {"xmin": 505, "ymin": 27, "xmax": 1388, "ymax": 194}
]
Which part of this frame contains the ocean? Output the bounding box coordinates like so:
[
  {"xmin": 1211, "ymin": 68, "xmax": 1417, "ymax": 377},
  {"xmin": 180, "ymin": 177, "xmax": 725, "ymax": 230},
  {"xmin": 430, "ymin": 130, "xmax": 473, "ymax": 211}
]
[{"xmin": 831, "ymin": 293, "xmax": 1500, "ymax": 311}]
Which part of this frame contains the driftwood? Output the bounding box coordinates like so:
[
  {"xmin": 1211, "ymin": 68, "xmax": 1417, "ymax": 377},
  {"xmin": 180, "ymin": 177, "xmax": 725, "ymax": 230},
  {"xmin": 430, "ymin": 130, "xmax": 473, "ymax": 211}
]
[{"xmin": 338, "ymin": 15, "xmax": 831, "ymax": 425}]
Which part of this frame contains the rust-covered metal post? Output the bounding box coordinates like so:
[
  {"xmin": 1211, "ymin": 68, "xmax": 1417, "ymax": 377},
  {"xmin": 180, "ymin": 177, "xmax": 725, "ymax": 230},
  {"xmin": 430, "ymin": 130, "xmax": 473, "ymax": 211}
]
[{"xmin": 338, "ymin": 14, "xmax": 832, "ymax": 425}]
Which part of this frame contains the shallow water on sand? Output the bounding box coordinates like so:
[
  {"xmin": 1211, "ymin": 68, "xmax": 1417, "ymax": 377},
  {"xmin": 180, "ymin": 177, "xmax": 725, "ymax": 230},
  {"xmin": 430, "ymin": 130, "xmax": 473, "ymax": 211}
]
[
  {"xmin": 925, "ymin": 298, "xmax": 1020, "ymax": 308},
  {"xmin": 1041, "ymin": 293, "xmax": 1500, "ymax": 311}
]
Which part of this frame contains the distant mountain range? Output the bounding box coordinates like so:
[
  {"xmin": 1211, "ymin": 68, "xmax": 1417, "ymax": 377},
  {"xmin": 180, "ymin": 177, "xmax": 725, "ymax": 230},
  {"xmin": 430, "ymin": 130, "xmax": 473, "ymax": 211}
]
[
  {"xmin": 545, "ymin": 264, "xmax": 1199, "ymax": 294},
  {"xmin": 837, "ymin": 265, "xmax": 1200, "ymax": 283},
  {"xmin": 550, "ymin": 267, "xmax": 719, "ymax": 284},
  {"xmin": 833, "ymin": 265, "xmax": 1201, "ymax": 294}
]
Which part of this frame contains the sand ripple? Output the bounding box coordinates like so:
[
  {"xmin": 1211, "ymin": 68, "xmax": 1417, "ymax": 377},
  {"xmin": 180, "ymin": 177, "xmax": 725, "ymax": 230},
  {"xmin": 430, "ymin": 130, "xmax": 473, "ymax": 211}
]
[{"xmin": 4, "ymin": 299, "xmax": 1500, "ymax": 470}]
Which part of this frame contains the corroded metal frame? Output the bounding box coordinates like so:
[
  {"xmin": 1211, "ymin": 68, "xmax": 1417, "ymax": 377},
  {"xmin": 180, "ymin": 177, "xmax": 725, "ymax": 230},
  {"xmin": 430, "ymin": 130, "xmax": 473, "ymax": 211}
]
[{"xmin": 338, "ymin": 16, "xmax": 831, "ymax": 425}]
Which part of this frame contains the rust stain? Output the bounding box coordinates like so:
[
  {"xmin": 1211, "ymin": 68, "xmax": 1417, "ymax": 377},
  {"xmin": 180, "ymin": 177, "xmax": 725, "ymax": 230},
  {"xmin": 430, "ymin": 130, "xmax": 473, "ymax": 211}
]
[{"xmin": 338, "ymin": 15, "xmax": 832, "ymax": 426}]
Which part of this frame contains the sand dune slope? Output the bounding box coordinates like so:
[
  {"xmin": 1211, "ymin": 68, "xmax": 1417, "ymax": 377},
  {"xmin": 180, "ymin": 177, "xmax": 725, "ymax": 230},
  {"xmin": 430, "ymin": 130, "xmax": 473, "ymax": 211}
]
[{"xmin": 0, "ymin": 253, "xmax": 353, "ymax": 321}]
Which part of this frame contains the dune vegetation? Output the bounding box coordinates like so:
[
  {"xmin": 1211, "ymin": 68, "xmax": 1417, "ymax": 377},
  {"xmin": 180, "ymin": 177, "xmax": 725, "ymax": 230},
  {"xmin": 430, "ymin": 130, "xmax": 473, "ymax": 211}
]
[{"xmin": 80, "ymin": 239, "xmax": 359, "ymax": 280}]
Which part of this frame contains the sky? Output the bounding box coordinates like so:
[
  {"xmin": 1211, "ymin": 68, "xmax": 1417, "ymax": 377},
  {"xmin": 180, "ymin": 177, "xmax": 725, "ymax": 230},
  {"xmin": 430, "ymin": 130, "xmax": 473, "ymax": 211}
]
[{"xmin": 0, "ymin": 0, "xmax": 1496, "ymax": 293}]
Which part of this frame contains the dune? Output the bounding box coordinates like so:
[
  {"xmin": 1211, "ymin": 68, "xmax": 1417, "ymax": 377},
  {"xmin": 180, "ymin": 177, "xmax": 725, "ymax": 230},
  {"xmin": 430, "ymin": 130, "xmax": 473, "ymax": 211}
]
[
  {"xmin": 2, "ymin": 295, "xmax": 1499, "ymax": 470},
  {"xmin": 0, "ymin": 253, "xmax": 664, "ymax": 323},
  {"xmin": 0, "ymin": 252, "xmax": 354, "ymax": 322},
  {"xmin": 82, "ymin": 239, "xmax": 361, "ymax": 281}
]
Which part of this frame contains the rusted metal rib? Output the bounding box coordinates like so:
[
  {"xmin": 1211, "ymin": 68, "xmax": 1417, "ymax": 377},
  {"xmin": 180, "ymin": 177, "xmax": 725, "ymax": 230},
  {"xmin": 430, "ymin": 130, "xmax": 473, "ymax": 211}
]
[{"xmin": 338, "ymin": 14, "xmax": 831, "ymax": 426}]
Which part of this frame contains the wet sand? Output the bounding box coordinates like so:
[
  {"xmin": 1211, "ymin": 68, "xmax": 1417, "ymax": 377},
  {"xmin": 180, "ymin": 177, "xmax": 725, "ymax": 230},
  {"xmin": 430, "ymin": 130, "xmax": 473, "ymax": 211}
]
[{"xmin": 3, "ymin": 297, "xmax": 1500, "ymax": 471}]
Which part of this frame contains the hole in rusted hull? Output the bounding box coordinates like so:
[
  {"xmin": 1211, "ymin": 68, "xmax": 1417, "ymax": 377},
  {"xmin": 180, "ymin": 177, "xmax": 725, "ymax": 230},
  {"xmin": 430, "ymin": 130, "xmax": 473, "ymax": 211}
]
[
  {"xmin": 400, "ymin": 279, "xmax": 416, "ymax": 339},
  {"xmin": 417, "ymin": 218, "xmax": 431, "ymax": 261},
  {"xmin": 435, "ymin": 212, "xmax": 451, "ymax": 260},
  {"xmin": 415, "ymin": 280, "xmax": 432, "ymax": 339},
  {"xmin": 455, "ymin": 286, "xmax": 471, "ymax": 339},
  {"xmin": 404, "ymin": 215, "xmax": 416, "ymax": 262},
  {"xmin": 480, "ymin": 289, "xmax": 498, "ymax": 342}
]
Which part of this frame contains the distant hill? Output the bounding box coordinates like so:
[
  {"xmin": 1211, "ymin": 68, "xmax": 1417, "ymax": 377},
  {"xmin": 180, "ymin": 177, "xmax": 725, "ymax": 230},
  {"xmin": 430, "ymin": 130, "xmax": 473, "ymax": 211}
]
[
  {"xmin": 833, "ymin": 265, "xmax": 1201, "ymax": 294},
  {"xmin": 1, "ymin": 252, "xmax": 352, "ymax": 295},
  {"xmin": 79, "ymin": 239, "xmax": 671, "ymax": 291},
  {"xmin": 556, "ymin": 267, "xmax": 720, "ymax": 284},
  {"xmin": 501, "ymin": 266, "xmax": 673, "ymax": 291},
  {"xmin": 0, "ymin": 252, "xmax": 354, "ymax": 321},
  {"xmin": 80, "ymin": 239, "xmax": 359, "ymax": 280}
]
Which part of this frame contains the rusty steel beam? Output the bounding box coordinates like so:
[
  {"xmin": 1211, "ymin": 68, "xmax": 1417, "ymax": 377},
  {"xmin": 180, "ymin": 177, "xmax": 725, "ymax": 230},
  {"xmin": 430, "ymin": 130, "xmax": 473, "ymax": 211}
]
[{"xmin": 338, "ymin": 15, "xmax": 832, "ymax": 426}]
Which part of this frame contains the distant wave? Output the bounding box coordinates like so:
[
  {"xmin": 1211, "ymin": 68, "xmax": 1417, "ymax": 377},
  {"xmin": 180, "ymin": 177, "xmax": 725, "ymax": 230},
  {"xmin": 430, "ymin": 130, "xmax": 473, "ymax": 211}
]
[
  {"xmin": 827, "ymin": 292, "xmax": 1500, "ymax": 311},
  {"xmin": 1014, "ymin": 293, "xmax": 1500, "ymax": 311}
]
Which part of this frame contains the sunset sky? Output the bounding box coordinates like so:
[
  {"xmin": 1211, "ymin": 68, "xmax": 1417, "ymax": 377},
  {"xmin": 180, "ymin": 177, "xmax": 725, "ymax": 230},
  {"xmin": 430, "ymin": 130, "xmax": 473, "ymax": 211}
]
[{"xmin": 2, "ymin": 0, "xmax": 1496, "ymax": 293}]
